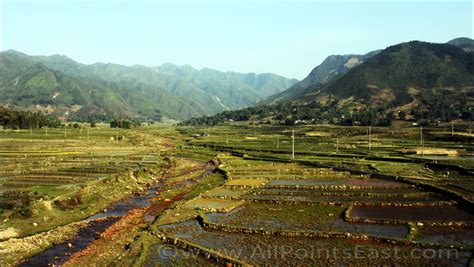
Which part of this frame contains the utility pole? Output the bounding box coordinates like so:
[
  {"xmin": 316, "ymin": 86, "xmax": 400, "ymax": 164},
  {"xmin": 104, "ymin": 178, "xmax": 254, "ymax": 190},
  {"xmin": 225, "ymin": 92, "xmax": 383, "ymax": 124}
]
[
  {"xmin": 292, "ymin": 129, "xmax": 295, "ymax": 159},
  {"xmin": 368, "ymin": 126, "xmax": 372, "ymax": 150},
  {"xmin": 336, "ymin": 138, "xmax": 339, "ymax": 153},
  {"xmin": 451, "ymin": 121, "xmax": 454, "ymax": 136},
  {"xmin": 420, "ymin": 126, "xmax": 423, "ymax": 146}
]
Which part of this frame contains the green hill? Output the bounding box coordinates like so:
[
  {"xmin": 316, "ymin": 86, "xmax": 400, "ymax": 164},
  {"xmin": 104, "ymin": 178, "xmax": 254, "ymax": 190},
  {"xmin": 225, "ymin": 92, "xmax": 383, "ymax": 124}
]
[
  {"xmin": 316, "ymin": 41, "xmax": 474, "ymax": 107},
  {"xmin": 264, "ymin": 51, "xmax": 379, "ymax": 104},
  {"xmin": 0, "ymin": 51, "xmax": 209, "ymax": 121},
  {"xmin": 447, "ymin": 37, "xmax": 474, "ymax": 52},
  {"xmin": 269, "ymin": 40, "xmax": 474, "ymax": 110},
  {"xmin": 32, "ymin": 53, "xmax": 297, "ymax": 112},
  {"xmin": 182, "ymin": 39, "xmax": 474, "ymax": 126},
  {"xmin": 0, "ymin": 50, "xmax": 297, "ymax": 121}
]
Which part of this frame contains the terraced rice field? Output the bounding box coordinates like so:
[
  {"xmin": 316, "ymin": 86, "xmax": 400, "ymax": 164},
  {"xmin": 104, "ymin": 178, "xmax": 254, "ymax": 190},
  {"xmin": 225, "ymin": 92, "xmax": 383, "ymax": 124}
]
[
  {"xmin": 0, "ymin": 129, "xmax": 158, "ymax": 191},
  {"xmin": 157, "ymin": 220, "xmax": 471, "ymax": 266},
  {"xmin": 151, "ymin": 146, "xmax": 474, "ymax": 265},
  {"xmin": 2, "ymin": 124, "xmax": 473, "ymax": 266},
  {"xmin": 0, "ymin": 126, "xmax": 169, "ymax": 242},
  {"xmin": 349, "ymin": 206, "xmax": 474, "ymax": 223}
]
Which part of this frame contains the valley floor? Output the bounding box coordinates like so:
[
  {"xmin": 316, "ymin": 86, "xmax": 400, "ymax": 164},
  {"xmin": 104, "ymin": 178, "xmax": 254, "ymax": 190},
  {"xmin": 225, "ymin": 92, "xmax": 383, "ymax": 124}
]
[{"xmin": 0, "ymin": 123, "xmax": 473, "ymax": 266}]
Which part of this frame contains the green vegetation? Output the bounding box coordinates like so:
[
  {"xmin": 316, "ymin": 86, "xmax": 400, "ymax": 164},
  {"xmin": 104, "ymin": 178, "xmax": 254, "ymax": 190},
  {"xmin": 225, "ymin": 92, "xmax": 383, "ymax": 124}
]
[
  {"xmin": 110, "ymin": 118, "xmax": 141, "ymax": 129},
  {"xmin": 323, "ymin": 41, "xmax": 474, "ymax": 102},
  {"xmin": 0, "ymin": 122, "xmax": 473, "ymax": 266},
  {"xmin": 180, "ymin": 101, "xmax": 400, "ymax": 126},
  {"xmin": 265, "ymin": 50, "xmax": 379, "ymax": 104},
  {"xmin": 0, "ymin": 50, "xmax": 296, "ymax": 121},
  {"xmin": 1, "ymin": 37, "xmax": 474, "ymax": 266},
  {"xmin": 183, "ymin": 40, "xmax": 474, "ymax": 127},
  {"xmin": 0, "ymin": 126, "xmax": 167, "ymax": 236},
  {"xmin": 0, "ymin": 106, "xmax": 61, "ymax": 129}
]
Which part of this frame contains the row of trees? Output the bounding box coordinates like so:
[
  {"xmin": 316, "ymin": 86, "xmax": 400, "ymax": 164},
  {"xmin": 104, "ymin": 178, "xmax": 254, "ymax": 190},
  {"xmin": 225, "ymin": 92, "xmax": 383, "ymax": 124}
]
[
  {"xmin": 0, "ymin": 107, "xmax": 149, "ymax": 130},
  {"xmin": 179, "ymin": 101, "xmax": 397, "ymax": 127},
  {"xmin": 180, "ymin": 97, "xmax": 473, "ymax": 127},
  {"xmin": 0, "ymin": 107, "xmax": 61, "ymax": 129},
  {"xmin": 110, "ymin": 119, "xmax": 141, "ymax": 129}
]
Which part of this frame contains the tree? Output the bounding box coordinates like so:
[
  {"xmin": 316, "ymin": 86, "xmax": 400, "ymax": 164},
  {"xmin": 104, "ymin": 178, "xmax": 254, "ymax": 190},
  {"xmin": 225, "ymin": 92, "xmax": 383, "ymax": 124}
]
[
  {"xmin": 110, "ymin": 119, "xmax": 133, "ymax": 129},
  {"xmin": 0, "ymin": 107, "xmax": 60, "ymax": 129}
]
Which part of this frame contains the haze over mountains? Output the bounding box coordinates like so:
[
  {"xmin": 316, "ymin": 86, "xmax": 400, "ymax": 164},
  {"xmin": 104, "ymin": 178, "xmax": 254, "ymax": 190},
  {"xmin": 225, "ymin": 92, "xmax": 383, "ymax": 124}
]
[{"xmin": 0, "ymin": 50, "xmax": 297, "ymax": 121}]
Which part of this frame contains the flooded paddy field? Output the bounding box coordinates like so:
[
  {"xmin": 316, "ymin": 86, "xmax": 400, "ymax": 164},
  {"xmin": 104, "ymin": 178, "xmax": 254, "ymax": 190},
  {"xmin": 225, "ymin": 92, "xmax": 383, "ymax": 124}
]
[
  {"xmin": 349, "ymin": 206, "xmax": 474, "ymax": 222},
  {"xmin": 2, "ymin": 124, "xmax": 474, "ymax": 265},
  {"xmin": 256, "ymin": 187, "xmax": 425, "ymax": 195},
  {"xmin": 416, "ymin": 227, "xmax": 474, "ymax": 247},
  {"xmin": 265, "ymin": 178, "xmax": 405, "ymax": 187},
  {"xmin": 242, "ymin": 193, "xmax": 449, "ymax": 205},
  {"xmin": 205, "ymin": 203, "xmax": 346, "ymax": 231},
  {"xmin": 205, "ymin": 203, "xmax": 410, "ymax": 239},
  {"xmin": 156, "ymin": 219, "xmax": 471, "ymax": 266},
  {"xmin": 151, "ymin": 135, "xmax": 474, "ymax": 266}
]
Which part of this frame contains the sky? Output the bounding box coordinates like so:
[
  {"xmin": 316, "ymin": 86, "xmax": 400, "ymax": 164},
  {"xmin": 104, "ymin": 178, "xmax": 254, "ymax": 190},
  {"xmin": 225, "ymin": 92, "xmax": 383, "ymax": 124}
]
[{"xmin": 1, "ymin": 0, "xmax": 472, "ymax": 79}]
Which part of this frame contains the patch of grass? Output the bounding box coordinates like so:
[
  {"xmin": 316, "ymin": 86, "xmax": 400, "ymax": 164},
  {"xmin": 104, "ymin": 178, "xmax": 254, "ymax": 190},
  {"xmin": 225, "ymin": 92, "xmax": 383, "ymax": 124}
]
[{"xmin": 207, "ymin": 203, "xmax": 345, "ymax": 231}]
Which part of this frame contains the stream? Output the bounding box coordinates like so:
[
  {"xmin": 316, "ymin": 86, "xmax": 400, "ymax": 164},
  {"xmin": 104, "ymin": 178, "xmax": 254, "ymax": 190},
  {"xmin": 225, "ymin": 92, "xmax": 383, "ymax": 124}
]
[
  {"xmin": 19, "ymin": 158, "xmax": 215, "ymax": 266},
  {"xmin": 19, "ymin": 181, "xmax": 165, "ymax": 267}
]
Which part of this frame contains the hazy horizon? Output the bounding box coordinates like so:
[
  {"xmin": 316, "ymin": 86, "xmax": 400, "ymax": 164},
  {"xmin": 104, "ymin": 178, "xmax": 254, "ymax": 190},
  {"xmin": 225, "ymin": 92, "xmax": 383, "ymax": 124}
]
[{"xmin": 2, "ymin": 0, "xmax": 473, "ymax": 79}]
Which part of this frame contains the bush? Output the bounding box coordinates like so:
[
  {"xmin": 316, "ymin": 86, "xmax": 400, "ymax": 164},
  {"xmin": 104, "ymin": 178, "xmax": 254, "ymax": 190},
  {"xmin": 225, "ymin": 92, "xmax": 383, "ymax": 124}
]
[
  {"xmin": 53, "ymin": 194, "xmax": 82, "ymax": 210},
  {"xmin": 110, "ymin": 119, "xmax": 131, "ymax": 129}
]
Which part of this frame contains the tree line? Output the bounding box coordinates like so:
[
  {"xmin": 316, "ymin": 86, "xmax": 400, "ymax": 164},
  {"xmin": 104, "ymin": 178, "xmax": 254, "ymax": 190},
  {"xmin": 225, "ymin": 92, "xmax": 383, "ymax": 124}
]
[
  {"xmin": 0, "ymin": 107, "xmax": 61, "ymax": 129},
  {"xmin": 180, "ymin": 96, "xmax": 472, "ymax": 127},
  {"xmin": 0, "ymin": 106, "xmax": 148, "ymax": 130},
  {"xmin": 110, "ymin": 118, "xmax": 142, "ymax": 129}
]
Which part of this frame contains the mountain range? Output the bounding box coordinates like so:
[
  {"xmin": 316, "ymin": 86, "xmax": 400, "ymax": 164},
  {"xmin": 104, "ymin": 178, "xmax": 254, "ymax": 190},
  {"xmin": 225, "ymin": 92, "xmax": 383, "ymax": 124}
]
[
  {"xmin": 282, "ymin": 38, "xmax": 474, "ymax": 109},
  {"xmin": 267, "ymin": 37, "xmax": 474, "ymax": 107},
  {"xmin": 182, "ymin": 37, "xmax": 474, "ymax": 125},
  {"xmin": 2, "ymin": 37, "xmax": 473, "ymax": 124},
  {"xmin": 0, "ymin": 50, "xmax": 297, "ymax": 121},
  {"xmin": 264, "ymin": 50, "xmax": 380, "ymax": 104}
]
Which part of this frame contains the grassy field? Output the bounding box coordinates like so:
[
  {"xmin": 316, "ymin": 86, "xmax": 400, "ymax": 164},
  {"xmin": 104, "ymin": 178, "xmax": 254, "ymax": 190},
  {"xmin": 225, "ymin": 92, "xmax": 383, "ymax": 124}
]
[{"xmin": 0, "ymin": 122, "xmax": 473, "ymax": 266}]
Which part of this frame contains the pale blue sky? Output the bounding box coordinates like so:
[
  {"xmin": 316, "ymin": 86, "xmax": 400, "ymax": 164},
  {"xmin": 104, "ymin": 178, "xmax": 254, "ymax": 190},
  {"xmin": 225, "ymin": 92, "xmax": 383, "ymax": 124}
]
[{"xmin": 1, "ymin": 0, "xmax": 472, "ymax": 79}]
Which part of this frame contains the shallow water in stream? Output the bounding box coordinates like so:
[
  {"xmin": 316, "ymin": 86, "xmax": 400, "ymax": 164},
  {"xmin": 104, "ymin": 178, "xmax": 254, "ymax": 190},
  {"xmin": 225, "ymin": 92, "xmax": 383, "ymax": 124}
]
[
  {"xmin": 19, "ymin": 160, "xmax": 214, "ymax": 266},
  {"xmin": 18, "ymin": 181, "xmax": 164, "ymax": 266}
]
